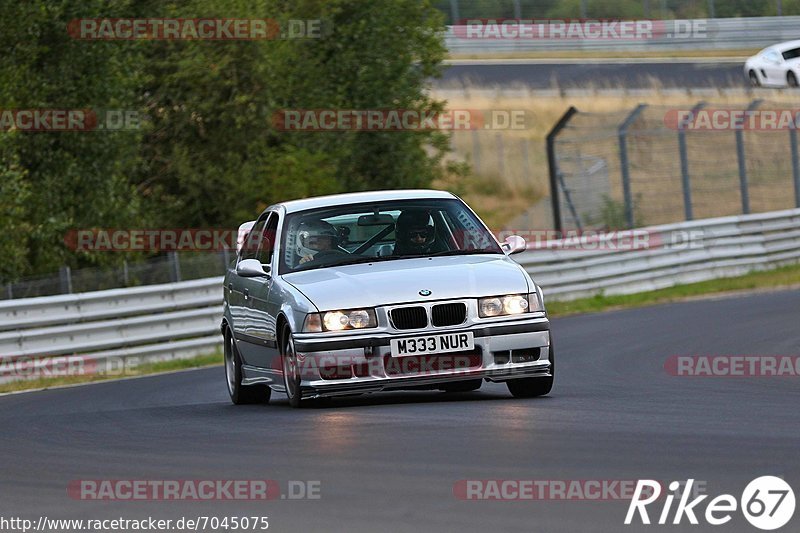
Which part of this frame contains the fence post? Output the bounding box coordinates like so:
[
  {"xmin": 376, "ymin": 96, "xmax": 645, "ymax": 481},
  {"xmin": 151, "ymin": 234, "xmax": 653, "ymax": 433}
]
[
  {"xmin": 122, "ymin": 259, "xmax": 130, "ymax": 286},
  {"xmin": 59, "ymin": 266, "xmax": 73, "ymax": 294},
  {"xmin": 496, "ymin": 133, "xmax": 505, "ymax": 179},
  {"xmin": 512, "ymin": 0, "xmax": 522, "ymax": 19},
  {"xmin": 521, "ymin": 137, "xmax": 531, "ymax": 181},
  {"xmin": 170, "ymin": 252, "xmax": 182, "ymax": 282},
  {"xmin": 736, "ymin": 99, "xmax": 761, "ymax": 215},
  {"xmin": 618, "ymin": 104, "xmax": 647, "ymax": 229},
  {"xmin": 222, "ymin": 247, "xmax": 231, "ymax": 270},
  {"xmin": 6, "ymin": 283, "xmax": 12, "ymax": 299},
  {"xmin": 791, "ymin": 124, "xmax": 800, "ymax": 208},
  {"xmin": 449, "ymin": 0, "xmax": 459, "ymax": 24},
  {"xmin": 471, "ymin": 129, "xmax": 481, "ymax": 172},
  {"xmin": 546, "ymin": 106, "xmax": 579, "ymax": 237},
  {"xmin": 678, "ymin": 101, "xmax": 705, "ymax": 221}
]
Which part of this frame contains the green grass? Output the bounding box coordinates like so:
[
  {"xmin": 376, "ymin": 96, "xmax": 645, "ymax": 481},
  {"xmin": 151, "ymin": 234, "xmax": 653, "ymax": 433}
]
[
  {"xmin": 0, "ymin": 351, "xmax": 222, "ymax": 394},
  {"xmin": 547, "ymin": 263, "xmax": 800, "ymax": 317}
]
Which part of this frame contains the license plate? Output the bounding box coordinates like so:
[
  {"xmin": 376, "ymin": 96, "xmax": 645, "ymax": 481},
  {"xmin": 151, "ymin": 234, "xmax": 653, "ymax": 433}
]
[{"xmin": 390, "ymin": 332, "xmax": 475, "ymax": 357}]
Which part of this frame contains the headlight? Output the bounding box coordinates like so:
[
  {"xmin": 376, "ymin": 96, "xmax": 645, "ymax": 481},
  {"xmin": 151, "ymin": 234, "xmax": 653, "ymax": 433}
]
[
  {"xmin": 478, "ymin": 294, "xmax": 542, "ymax": 318},
  {"xmin": 303, "ymin": 309, "xmax": 377, "ymax": 332}
]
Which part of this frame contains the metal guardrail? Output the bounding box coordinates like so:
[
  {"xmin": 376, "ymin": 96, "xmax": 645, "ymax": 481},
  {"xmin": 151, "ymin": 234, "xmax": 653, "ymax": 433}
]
[
  {"xmin": 518, "ymin": 208, "xmax": 800, "ymax": 300},
  {"xmin": 0, "ymin": 278, "xmax": 223, "ymax": 384},
  {"xmin": 445, "ymin": 16, "xmax": 800, "ymax": 53},
  {"xmin": 2, "ymin": 208, "xmax": 799, "ymax": 384}
]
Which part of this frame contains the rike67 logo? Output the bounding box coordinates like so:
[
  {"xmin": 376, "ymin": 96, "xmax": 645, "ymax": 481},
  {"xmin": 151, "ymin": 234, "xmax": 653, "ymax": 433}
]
[{"xmin": 625, "ymin": 477, "xmax": 795, "ymax": 530}]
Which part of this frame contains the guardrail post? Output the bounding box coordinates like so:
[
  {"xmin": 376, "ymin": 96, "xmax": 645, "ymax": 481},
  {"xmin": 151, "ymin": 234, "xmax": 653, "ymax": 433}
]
[
  {"xmin": 170, "ymin": 252, "xmax": 182, "ymax": 282},
  {"xmin": 618, "ymin": 104, "xmax": 647, "ymax": 229},
  {"xmin": 59, "ymin": 266, "xmax": 72, "ymax": 294},
  {"xmin": 6, "ymin": 283, "xmax": 12, "ymax": 299},
  {"xmin": 546, "ymin": 106, "xmax": 579, "ymax": 237},
  {"xmin": 678, "ymin": 102, "xmax": 705, "ymax": 221},
  {"xmin": 791, "ymin": 124, "xmax": 800, "ymax": 208},
  {"xmin": 736, "ymin": 99, "xmax": 761, "ymax": 215}
]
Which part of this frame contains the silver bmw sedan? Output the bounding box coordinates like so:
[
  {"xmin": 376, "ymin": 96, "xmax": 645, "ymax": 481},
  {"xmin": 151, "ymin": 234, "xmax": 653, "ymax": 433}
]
[{"xmin": 222, "ymin": 189, "xmax": 553, "ymax": 407}]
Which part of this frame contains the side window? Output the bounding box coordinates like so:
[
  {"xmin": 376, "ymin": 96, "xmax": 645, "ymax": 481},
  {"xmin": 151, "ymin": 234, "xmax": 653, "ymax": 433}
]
[
  {"xmin": 239, "ymin": 214, "xmax": 269, "ymax": 261},
  {"xmin": 256, "ymin": 213, "xmax": 279, "ymax": 266},
  {"xmin": 765, "ymin": 50, "xmax": 781, "ymax": 63}
]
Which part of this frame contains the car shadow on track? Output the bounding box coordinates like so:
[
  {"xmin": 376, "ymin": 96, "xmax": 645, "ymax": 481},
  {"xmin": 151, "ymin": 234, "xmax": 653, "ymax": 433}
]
[{"xmin": 266, "ymin": 388, "xmax": 556, "ymax": 410}]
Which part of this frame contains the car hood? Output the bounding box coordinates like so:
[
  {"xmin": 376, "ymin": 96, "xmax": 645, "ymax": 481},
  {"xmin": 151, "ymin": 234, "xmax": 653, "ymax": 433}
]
[{"xmin": 282, "ymin": 255, "xmax": 531, "ymax": 311}]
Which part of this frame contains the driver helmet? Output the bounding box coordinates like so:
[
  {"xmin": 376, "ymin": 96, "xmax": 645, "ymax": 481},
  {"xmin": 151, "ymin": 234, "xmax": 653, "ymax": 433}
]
[
  {"xmin": 395, "ymin": 209, "xmax": 435, "ymax": 253},
  {"xmin": 296, "ymin": 220, "xmax": 339, "ymax": 259}
]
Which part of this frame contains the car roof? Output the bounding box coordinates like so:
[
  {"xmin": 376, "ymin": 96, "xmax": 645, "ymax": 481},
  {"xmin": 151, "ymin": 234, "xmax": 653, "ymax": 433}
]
[
  {"xmin": 273, "ymin": 189, "xmax": 457, "ymax": 214},
  {"xmin": 772, "ymin": 40, "xmax": 800, "ymax": 52}
]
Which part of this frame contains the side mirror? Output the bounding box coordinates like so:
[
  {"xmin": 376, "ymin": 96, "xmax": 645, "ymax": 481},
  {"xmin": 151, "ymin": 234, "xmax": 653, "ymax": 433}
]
[
  {"xmin": 236, "ymin": 258, "xmax": 270, "ymax": 278},
  {"xmin": 502, "ymin": 235, "xmax": 527, "ymax": 255},
  {"xmin": 236, "ymin": 220, "xmax": 256, "ymax": 255}
]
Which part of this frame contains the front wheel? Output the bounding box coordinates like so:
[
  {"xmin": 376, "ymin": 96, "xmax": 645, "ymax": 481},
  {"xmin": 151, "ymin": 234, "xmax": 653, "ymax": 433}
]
[
  {"xmin": 749, "ymin": 70, "xmax": 760, "ymax": 87},
  {"xmin": 507, "ymin": 333, "xmax": 555, "ymax": 398},
  {"xmin": 224, "ymin": 328, "xmax": 271, "ymax": 405},
  {"xmin": 789, "ymin": 72, "xmax": 799, "ymax": 88},
  {"xmin": 282, "ymin": 327, "xmax": 304, "ymax": 408}
]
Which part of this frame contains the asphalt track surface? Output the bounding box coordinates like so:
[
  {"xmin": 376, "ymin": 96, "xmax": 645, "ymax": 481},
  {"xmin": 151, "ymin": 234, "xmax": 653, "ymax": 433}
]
[
  {"xmin": 438, "ymin": 60, "xmax": 746, "ymax": 89},
  {"xmin": 1, "ymin": 289, "xmax": 799, "ymax": 533}
]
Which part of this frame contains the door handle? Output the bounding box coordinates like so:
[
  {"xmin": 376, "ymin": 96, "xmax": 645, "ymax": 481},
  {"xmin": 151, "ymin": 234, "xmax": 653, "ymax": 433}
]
[{"xmin": 243, "ymin": 288, "xmax": 250, "ymax": 300}]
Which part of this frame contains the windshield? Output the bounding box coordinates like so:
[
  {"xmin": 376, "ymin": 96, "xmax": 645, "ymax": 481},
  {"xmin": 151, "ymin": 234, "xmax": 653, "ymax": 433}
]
[{"xmin": 279, "ymin": 198, "xmax": 502, "ymax": 274}]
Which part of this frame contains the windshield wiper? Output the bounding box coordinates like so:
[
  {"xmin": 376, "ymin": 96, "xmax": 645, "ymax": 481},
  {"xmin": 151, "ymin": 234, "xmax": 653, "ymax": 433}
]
[
  {"xmin": 429, "ymin": 248, "xmax": 502, "ymax": 257},
  {"xmin": 325, "ymin": 255, "xmax": 405, "ymax": 268}
]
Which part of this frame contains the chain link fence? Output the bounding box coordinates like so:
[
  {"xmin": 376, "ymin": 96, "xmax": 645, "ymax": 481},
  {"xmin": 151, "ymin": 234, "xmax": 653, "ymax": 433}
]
[
  {"xmin": 547, "ymin": 100, "xmax": 800, "ymax": 232},
  {"xmin": 2, "ymin": 251, "xmax": 232, "ymax": 301}
]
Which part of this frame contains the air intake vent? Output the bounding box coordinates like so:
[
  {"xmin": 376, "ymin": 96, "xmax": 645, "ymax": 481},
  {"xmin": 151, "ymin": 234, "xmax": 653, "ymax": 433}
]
[
  {"xmin": 431, "ymin": 303, "xmax": 466, "ymax": 327},
  {"xmin": 390, "ymin": 306, "xmax": 428, "ymax": 330}
]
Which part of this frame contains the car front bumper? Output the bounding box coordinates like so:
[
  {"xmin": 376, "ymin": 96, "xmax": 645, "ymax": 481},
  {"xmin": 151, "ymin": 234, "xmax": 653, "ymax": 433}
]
[{"xmin": 291, "ymin": 318, "xmax": 551, "ymax": 399}]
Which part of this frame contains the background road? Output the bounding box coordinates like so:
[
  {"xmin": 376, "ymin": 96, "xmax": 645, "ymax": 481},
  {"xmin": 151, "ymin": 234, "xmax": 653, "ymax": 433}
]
[
  {"xmin": 438, "ymin": 59, "xmax": 746, "ymax": 89},
  {"xmin": 1, "ymin": 289, "xmax": 799, "ymax": 532}
]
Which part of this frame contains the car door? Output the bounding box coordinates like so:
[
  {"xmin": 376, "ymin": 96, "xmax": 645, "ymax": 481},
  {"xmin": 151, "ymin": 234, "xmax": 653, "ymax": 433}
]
[
  {"xmin": 762, "ymin": 50, "xmax": 784, "ymax": 86},
  {"xmin": 244, "ymin": 211, "xmax": 281, "ymax": 369},
  {"xmin": 230, "ymin": 212, "xmax": 269, "ymax": 365}
]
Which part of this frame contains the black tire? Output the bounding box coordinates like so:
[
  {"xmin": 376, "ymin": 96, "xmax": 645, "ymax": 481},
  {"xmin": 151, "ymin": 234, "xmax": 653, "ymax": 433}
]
[
  {"xmin": 281, "ymin": 326, "xmax": 304, "ymax": 408},
  {"xmin": 224, "ymin": 328, "xmax": 271, "ymax": 405},
  {"xmin": 440, "ymin": 379, "xmax": 482, "ymax": 393},
  {"xmin": 749, "ymin": 70, "xmax": 760, "ymax": 87},
  {"xmin": 789, "ymin": 72, "xmax": 799, "ymax": 88},
  {"xmin": 506, "ymin": 333, "xmax": 555, "ymax": 398}
]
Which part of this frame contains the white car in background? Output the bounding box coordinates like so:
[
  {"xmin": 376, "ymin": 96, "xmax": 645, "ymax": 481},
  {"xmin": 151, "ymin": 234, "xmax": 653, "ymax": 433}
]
[{"xmin": 745, "ymin": 40, "xmax": 800, "ymax": 87}]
